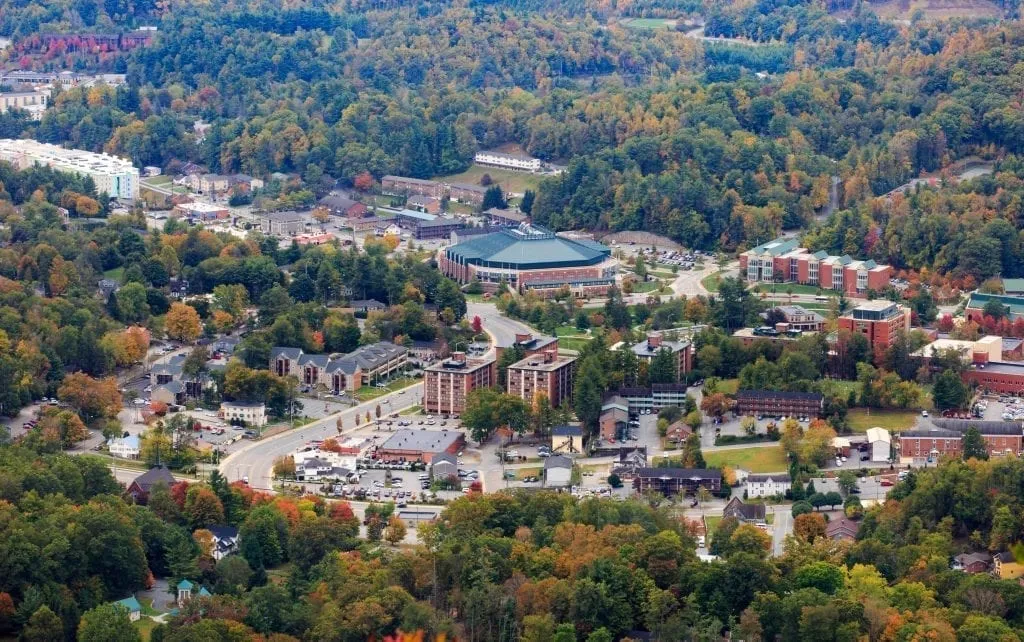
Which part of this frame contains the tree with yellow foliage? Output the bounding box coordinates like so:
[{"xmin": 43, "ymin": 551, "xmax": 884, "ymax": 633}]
[{"xmin": 165, "ymin": 302, "xmax": 202, "ymax": 343}]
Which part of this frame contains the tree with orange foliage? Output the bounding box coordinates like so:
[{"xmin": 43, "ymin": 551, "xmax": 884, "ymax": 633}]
[
  {"xmin": 165, "ymin": 302, "xmax": 202, "ymax": 343},
  {"xmin": 58, "ymin": 372, "xmax": 122, "ymax": 423},
  {"xmin": 793, "ymin": 512, "xmax": 827, "ymax": 543},
  {"xmin": 353, "ymin": 171, "xmax": 373, "ymax": 191}
]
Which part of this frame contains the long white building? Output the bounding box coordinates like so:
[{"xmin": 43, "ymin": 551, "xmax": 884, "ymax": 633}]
[
  {"xmin": 0, "ymin": 139, "xmax": 138, "ymax": 199},
  {"xmin": 474, "ymin": 150, "xmax": 541, "ymax": 172}
]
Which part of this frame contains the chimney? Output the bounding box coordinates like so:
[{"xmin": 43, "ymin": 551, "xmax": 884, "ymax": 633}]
[
  {"xmin": 544, "ymin": 350, "xmax": 556, "ymax": 363},
  {"xmin": 452, "ymin": 352, "xmax": 466, "ymax": 364},
  {"xmin": 647, "ymin": 333, "xmax": 662, "ymax": 348},
  {"xmin": 515, "ymin": 332, "xmax": 532, "ymax": 344}
]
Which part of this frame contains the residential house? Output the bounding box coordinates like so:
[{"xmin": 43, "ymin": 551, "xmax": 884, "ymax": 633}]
[
  {"xmin": 212, "ymin": 336, "xmax": 240, "ymax": 355},
  {"xmin": 348, "ymin": 299, "xmax": 386, "ymax": 314},
  {"xmin": 612, "ymin": 448, "xmax": 648, "ymax": 478},
  {"xmin": 296, "ymin": 457, "xmax": 336, "ymax": 482},
  {"xmin": 665, "ymin": 420, "xmax": 693, "ymax": 445},
  {"xmin": 551, "ymin": 425, "xmax": 584, "ymax": 454},
  {"xmin": 544, "ymin": 455, "xmax": 573, "ymax": 487},
  {"xmin": 108, "ymin": 435, "xmax": 140, "ymax": 459},
  {"xmin": 151, "ymin": 381, "xmax": 185, "ymax": 405},
  {"xmin": 745, "ymin": 473, "xmax": 792, "ymax": 498},
  {"xmin": 207, "ymin": 525, "xmax": 240, "ymax": 560},
  {"xmin": 599, "ymin": 397, "xmax": 629, "ymax": 441},
  {"xmin": 97, "ymin": 278, "xmax": 120, "ymax": 302},
  {"xmin": 723, "ymin": 496, "xmax": 766, "ymax": 523},
  {"xmin": 319, "ymin": 192, "xmax": 369, "ymax": 218},
  {"xmin": 128, "ymin": 466, "xmax": 176, "ymax": 502},
  {"xmin": 219, "ymin": 401, "xmax": 267, "ymax": 427},
  {"xmin": 953, "ymin": 552, "xmax": 992, "ymax": 574},
  {"xmin": 113, "ymin": 596, "xmax": 141, "ymax": 622},
  {"xmin": 168, "ymin": 277, "xmax": 189, "ymax": 299},
  {"xmin": 825, "ymin": 517, "xmax": 859, "ymax": 541},
  {"xmin": 994, "ymin": 552, "xmax": 1024, "ymax": 580},
  {"xmin": 407, "ymin": 194, "xmax": 441, "ymax": 214}
]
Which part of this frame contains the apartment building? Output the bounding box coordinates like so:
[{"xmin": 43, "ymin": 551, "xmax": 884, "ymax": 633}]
[
  {"xmin": 616, "ymin": 333, "xmax": 692, "ymax": 383},
  {"xmin": 506, "ymin": 350, "xmax": 576, "ymax": 408},
  {"xmin": 837, "ymin": 300, "xmax": 912, "ymax": 351},
  {"xmin": 423, "ymin": 352, "xmax": 496, "ymax": 414},
  {"xmin": 381, "ymin": 175, "xmax": 445, "ymax": 199},
  {"xmin": 269, "ymin": 343, "xmax": 409, "ymax": 393},
  {"xmin": 735, "ymin": 390, "xmax": 823, "ymax": 418},
  {"xmin": 0, "ymin": 138, "xmax": 138, "ymax": 199},
  {"xmin": 474, "ymin": 150, "xmax": 542, "ymax": 172},
  {"xmin": 0, "ymin": 90, "xmax": 49, "ymax": 119},
  {"xmin": 740, "ymin": 237, "xmax": 891, "ymax": 296}
]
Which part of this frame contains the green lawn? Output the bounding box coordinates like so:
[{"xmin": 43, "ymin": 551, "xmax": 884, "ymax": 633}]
[
  {"xmin": 701, "ymin": 271, "xmax": 724, "ymax": 293},
  {"xmin": 559, "ymin": 337, "xmax": 592, "ymax": 351},
  {"xmin": 355, "ymin": 377, "xmax": 419, "ymax": 401},
  {"xmin": 715, "ymin": 378, "xmax": 739, "ymax": 395},
  {"xmin": 103, "ymin": 266, "xmax": 124, "ymax": 282},
  {"xmin": 135, "ymin": 617, "xmax": 158, "ymax": 641},
  {"xmin": 750, "ymin": 283, "xmax": 836, "ymax": 297},
  {"xmin": 622, "ymin": 17, "xmax": 676, "ymax": 29},
  {"xmin": 632, "ymin": 280, "xmax": 667, "ymax": 294},
  {"xmin": 847, "ymin": 408, "xmax": 919, "ymax": 433},
  {"xmin": 704, "ymin": 445, "xmax": 789, "ymax": 473},
  {"xmin": 138, "ymin": 598, "xmax": 160, "ymax": 617},
  {"xmin": 433, "ymin": 165, "xmax": 543, "ymax": 195},
  {"xmin": 704, "ymin": 515, "xmax": 722, "ymax": 544}
]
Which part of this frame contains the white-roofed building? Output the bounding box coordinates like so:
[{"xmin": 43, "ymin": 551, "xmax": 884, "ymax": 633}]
[
  {"xmin": 0, "ymin": 138, "xmax": 138, "ymax": 199},
  {"xmin": 866, "ymin": 427, "xmax": 892, "ymax": 463}
]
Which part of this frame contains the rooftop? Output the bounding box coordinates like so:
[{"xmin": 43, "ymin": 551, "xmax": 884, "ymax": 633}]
[
  {"xmin": 446, "ymin": 224, "xmax": 612, "ymax": 270},
  {"xmin": 425, "ymin": 355, "xmax": 495, "ymax": 373},
  {"xmin": 508, "ymin": 353, "xmax": 576, "ymax": 371},
  {"xmin": 398, "ymin": 209, "xmax": 437, "ymax": 222},
  {"xmin": 260, "ymin": 210, "xmax": 307, "ymax": 222},
  {"xmin": 745, "ymin": 237, "xmax": 801, "ymax": 257},
  {"xmin": 634, "ymin": 467, "xmax": 721, "ymax": 480},
  {"xmin": 380, "ymin": 429, "xmax": 463, "ymax": 454},
  {"xmin": 552, "ymin": 425, "xmax": 583, "ymax": 437},
  {"xmin": 736, "ymin": 390, "xmax": 823, "ymax": 401},
  {"xmin": 545, "ymin": 454, "xmax": 573, "ymax": 469},
  {"xmin": 966, "ymin": 361, "xmax": 1024, "ymax": 376},
  {"xmin": 382, "ymin": 175, "xmax": 438, "ymax": 186},
  {"xmin": 932, "ymin": 419, "xmax": 1023, "ymax": 436}
]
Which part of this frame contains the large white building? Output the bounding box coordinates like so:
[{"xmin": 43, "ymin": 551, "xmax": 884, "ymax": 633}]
[
  {"xmin": 474, "ymin": 150, "xmax": 541, "ymax": 172},
  {"xmin": 0, "ymin": 90, "xmax": 49, "ymax": 120},
  {"xmin": 0, "ymin": 139, "xmax": 139, "ymax": 199}
]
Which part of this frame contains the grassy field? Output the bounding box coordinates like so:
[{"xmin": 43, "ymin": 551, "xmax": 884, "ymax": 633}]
[
  {"xmin": 715, "ymin": 378, "xmax": 739, "ymax": 395},
  {"xmin": 434, "ymin": 165, "xmax": 543, "ymax": 195},
  {"xmin": 704, "ymin": 445, "xmax": 789, "ymax": 473},
  {"xmin": 355, "ymin": 377, "xmax": 419, "ymax": 401},
  {"xmin": 847, "ymin": 408, "xmax": 919, "ymax": 433},
  {"xmin": 750, "ymin": 283, "xmax": 836, "ymax": 297},
  {"xmin": 632, "ymin": 280, "xmax": 667, "ymax": 294},
  {"xmin": 701, "ymin": 271, "xmax": 724, "ymax": 292},
  {"xmin": 515, "ymin": 466, "xmax": 542, "ymax": 480},
  {"xmin": 622, "ymin": 17, "xmax": 677, "ymax": 29},
  {"xmin": 704, "ymin": 515, "xmax": 722, "ymax": 542},
  {"xmin": 559, "ymin": 337, "xmax": 592, "ymax": 351},
  {"xmin": 136, "ymin": 617, "xmax": 158, "ymax": 641},
  {"xmin": 103, "ymin": 266, "xmax": 125, "ymax": 282}
]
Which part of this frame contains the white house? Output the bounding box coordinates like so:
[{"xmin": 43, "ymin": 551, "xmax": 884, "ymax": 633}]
[
  {"xmin": 220, "ymin": 401, "xmax": 267, "ymax": 427},
  {"xmin": 866, "ymin": 427, "xmax": 892, "ymax": 463},
  {"xmin": 544, "ymin": 455, "xmax": 573, "ymax": 487},
  {"xmin": 296, "ymin": 457, "xmax": 335, "ymax": 482},
  {"xmin": 207, "ymin": 525, "xmax": 240, "ymax": 560},
  {"xmin": 294, "ymin": 448, "xmax": 357, "ymax": 472},
  {"xmin": 108, "ymin": 435, "xmax": 141, "ymax": 459},
  {"xmin": 745, "ymin": 473, "xmax": 791, "ymax": 498}
]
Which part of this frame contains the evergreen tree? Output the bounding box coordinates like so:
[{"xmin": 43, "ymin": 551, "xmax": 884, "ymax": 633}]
[
  {"xmin": 932, "ymin": 369, "xmax": 968, "ymax": 410},
  {"xmin": 962, "ymin": 426, "xmax": 989, "ymax": 461},
  {"xmin": 482, "ymin": 185, "xmax": 507, "ymax": 210},
  {"xmin": 573, "ymin": 355, "xmax": 605, "ymax": 436}
]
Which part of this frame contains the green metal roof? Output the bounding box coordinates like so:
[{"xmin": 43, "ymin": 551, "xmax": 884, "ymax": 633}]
[
  {"xmin": 748, "ymin": 237, "xmax": 800, "ymax": 256},
  {"xmin": 114, "ymin": 597, "xmax": 141, "ymax": 612},
  {"xmin": 446, "ymin": 225, "xmax": 610, "ymax": 270},
  {"xmin": 1003, "ymin": 278, "xmax": 1024, "ymax": 294},
  {"xmin": 968, "ymin": 292, "xmax": 1024, "ymax": 316}
]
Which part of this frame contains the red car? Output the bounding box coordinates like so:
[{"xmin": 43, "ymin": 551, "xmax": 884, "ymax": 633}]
[{"xmin": 880, "ymin": 479, "xmax": 894, "ymax": 487}]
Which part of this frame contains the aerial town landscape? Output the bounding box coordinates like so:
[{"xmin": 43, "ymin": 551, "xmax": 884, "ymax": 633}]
[{"xmin": 4, "ymin": 0, "xmax": 1024, "ymax": 640}]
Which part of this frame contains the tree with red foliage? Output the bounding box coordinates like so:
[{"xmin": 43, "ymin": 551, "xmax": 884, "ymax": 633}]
[
  {"xmin": 353, "ymin": 171, "xmax": 374, "ymax": 191},
  {"xmin": 937, "ymin": 314, "xmax": 954, "ymax": 333},
  {"xmin": 330, "ymin": 501, "xmax": 355, "ymax": 521},
  {"xmin": 170, "ymin": 481, "xmax": 190, "ymax": 509},
  {"xmin": 471, "ymin": 315, "xmax": 483, "ymax": 334},
  {"xmin": 0, "ymin": 592, "xmax": 14, "ymax": 633}
]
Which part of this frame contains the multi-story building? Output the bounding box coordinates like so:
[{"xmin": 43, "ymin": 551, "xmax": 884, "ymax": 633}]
[
  {"xmin": 423, "ymin": 352, "xmax": 496, "ymax": 414},
  {"xmin": 963, "ymin": 361, "xmax": 1024, "ymax": 394},
  {"xmin": 633, "ymin": 468, "xmax": 721, "ymax": 495},
  {"xmin": 448, "ymin": 182, "xmax": 488, "ymax": 205},
  {"xmin": 474, "ymin": 151, "xmax": 542, "ymax": 172},
  {"xmin": 770, "ymin": 305, "xmax": 825, "ymax": 332},
  {"xmin": 740, "ymin": 237, "xmax": 892, "ymax": 296},
  {"xmin": 615, "ymin": 333, "xmax": 692, "ymax": 383},
  {"xmin": 269, "ymin": 343, "xmax": 409, "ymax": 393},
  {"xmin": 506, "ymin": 350, "xmax": 576, "ymax": 408},
  {"xmin": 0, "ymin": 138, "xmax": 138, "ymax": 199},
  {"xmin": 837, "ymin": 300, "xmax": 912, "ymax": 351},
  {"xmin": 410, "ymin": 217, "xmax": 465, "ymax": 240},
  {"xmin": 498, "ymin": 332, "xmax": 559, "ymax": 359},
  {"xmin": 899, "ymin": 428, "xmax": 963, "ymax": 461},
  {"xmin": 318, "ymin": 192, "xmax": 369, "ymax": 218},
  {"xmin": 485, "ymin": 207, "xmax": 528, "ymax": 226},
  {"xmin": 381, "ymin": 175, "xmax": 445, "ymax": 199},
  {"xmin": 0, "ymin": 90, "xmax": 49, "ymax": 119},
  {"xmin": 219, "ymin": 401, "xmax": 267, "ymax": 427},
  {"xmin": 259, "ymin": 211, "xmax": 308, "ymax": 236},
  {"xmin": 899, "ymin": 420, "xmax": 1024, "ymax": 462},
  {"xmin": 441, "ymin": 224, "xmax": 618, "ymax": 297},
  {"xmin": 735, "ymin": 390, "xmax": 823, "ymax": 418},
  {"xmin": 599, "ymin": 397, "xmax": 629, "ymax": 441},
  {"xmin": 745, "ymin": 473, "xmax": 792, "ymax": 498},
  {"xmin": 613, "ymin": 384, "xmax": 692, "ymax": 415}
]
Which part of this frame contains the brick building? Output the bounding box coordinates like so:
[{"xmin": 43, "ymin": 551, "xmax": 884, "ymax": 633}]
[
  {"xmin": 962, "ymin": 361, "xmax": 1024, "ymax": 394},
  {"xmin": 615, "ymin": 333, "xmax": 692, "ymax": 383},
  {"xmin": 318, "ymin": 192, "xmax": 369, "ymax": 218},
  {"xmin": 381, "ymin": 175, "xmax": 445, "ymax": 199},
  {"xmin": 899, "ymin": 421, "xmax": 1024, "ymax": 461},
  {"xmin": 506, "ymin": 350, "xmax": 576, "ymax": 408},
  {"xmin": 423, "ymin": 352, "xmax": 496, "ymax": 414},
  {"xmin": 740, "ymin": 237, "xmax": 892, "ymax": 296},
  {"xmin": 497, "ymin": 333, "xmax": 559, "ymax": 360},
  {"xmin": 599, "ymin": 397, "xmax": 629, "ymax": 441},
  {"xmin": 448, "ymin": 182, "xmax": 488, "ymax": 205},
  {"xmin": 898, "ymin": 428, "xmax": 963, "ymax": 461},
  {"xmin": 837, "ymin": 300, "xmax": 912, "ymax": 351},
  {"xmin": 375, "ymin": 429, "xmax": 465, "ymax": 464},
  {"xmin": 440, "ymin": 225, "xmax": 618, "ymax": 297},
  {"xmin": 735, "ymin": 390, "xmax": 823, "ymax": 418}
]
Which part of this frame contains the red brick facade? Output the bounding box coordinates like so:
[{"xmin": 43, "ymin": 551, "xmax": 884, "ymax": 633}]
[
  {"xmin": 506, "ymin": 351, "xmax": 576, "ymax": 408},
  {"xmin": 423, "ymin": 354, "xmax": 495, "ymax": 414},
  {"xmin": 740, "ymin": 239, "xmax": 892, "ymax": 296}
]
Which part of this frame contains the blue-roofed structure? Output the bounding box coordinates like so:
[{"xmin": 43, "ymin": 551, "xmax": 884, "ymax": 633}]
[{"xmin": 440, "ymin": 224, "xmax": 618, "ymax": 297}]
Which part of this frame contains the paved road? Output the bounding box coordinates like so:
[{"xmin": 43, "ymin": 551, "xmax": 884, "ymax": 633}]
[
  {"xmin": 467, "ymin": 301, "xmax": 535, "ymax": 348},
  {"xmin": 218, "ymin": 383, "xmax": 423, "ymax": 491},
  {"xmin": 771, "ymin": 505, "xmax": 793, "ymax": 556}
]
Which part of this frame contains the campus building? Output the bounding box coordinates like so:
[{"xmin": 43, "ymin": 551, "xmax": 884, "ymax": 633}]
[
  {"xmin": 506, "ymin": 350, "xmax": 576, "ymax": 408},
  {"xmin": 965, "ymin": 292, "xmax": 1024, "ymax": 323},
  {"xmin": 739, "ymin": 237, "xmax": 892, "ymax": 296},
  {"xmin": 381, "ymin": 175, "xmax": 445, "ymax": 199},
  {"xmin": 899, "ymin": 420, "xmax": 1024, "ymax": 463},
  {"xmin": 613, "ymin": 333, "xmax": 692, "ymax": 383},
  {"xmin": 735, "ymin": 390, "xmax": 823, "ymax": 418},
  {"xmin": 837, "ymin": 300, "xmax": 912, "ymax": 351},
  {"xmin": 613, "ymin": 384, "xmax": 692, "ymax": 414},
  {"xmin": 963, "ymin": 361, "xmax": 1024, "ymax": 394},
  {"xmin": 0, "ymin": 138, "xmax": 138, "ymax": 199},
  {"xmin": 423, "ymin": 352, "xmax": 496, "ymax": 414},
  {"xmin": 440, "ymin": 224, "xmax": 618, "ymax": 297},
  {"xmin": 0, "ymin": 89, "xmax": 49, "ymax": 119},
  {"xmin": 473, "ymin": 150, "xmax": 542, "ymax": 172},
  {"xmin": 269, "ymin": 343, "xmax": 409, "ymax": 393}
]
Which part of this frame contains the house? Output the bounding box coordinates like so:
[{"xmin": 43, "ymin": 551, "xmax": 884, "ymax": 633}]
[
  {"xmin": 168, "ymin": 277, "xmax": 189, "ymax": 299},
  {"xmin": 376, "ymin": 222, "xmax": 403, "ymax": 237},
  {"xmin": 953, "ymin": 552, "xmax": 992, "ymax": 574},
  {"xmin": 128, "ymin": 466, "xmax": 176, "ymax": 502},
  {"xmin": 219, "ymin": 401, "xmax": 267, "ymax": 427},
  {"xmin": 665, "ymin": 420, "xmax": 693, "ymax": 445},
  {"xmin": 825, "ymin": 516, "xmax": 859, "ymax": 541},
  {"xmin": 613, "ymin": 448, "xmax": 648, "ymax": 477},
  {"xmin": 745, "ymin": 473, "xmax": 791, "ymax": 498},
  {"xmin": 348, "ymin": 299, "xmax": 386, "ymax": 314},
  {"xmin": 431, "ymin": 452, "xmax": 458, "ymax": 482},
  {"xmin": 551, "ymin": 425, "xmax": 584, "ymax": 454},
  {"xmin": 599, "ymin": 397, "xmax": 629, "ymax": 441},
  {"xmin": 866, "ymin": 427, "xmax": 892, "ymax": 463},
  {"xmin": 108, "ymin": 435, "xmax": 140, "ymax": 459},
  {"xmin": 994, "ymin": 552, "xmax": 1024, "ymax": 580},
  {"xmin": 723, "ymin": 497, "xmax": 766, "ymax": 523},
  {"xmin": 544, "ymin": 455, "xmax": 573, "ymax": 487},
  {"xmin": 113, "ymin": 596, "xmax": 141, "ymax": 622},
  {"xmin": 407, "ymin": 194, "xmax": 441, "ymax": 214},
  {"xmin": 319, "ymin": 192, "xmax": 369, "ymax": 218},
  {"xmin": 97, "ymin": 278, "xmax": 120, "ymax": 301},
  {"xmin": 296, "ymin": 457, "xmax": 335, "ymax": 482},
  {"xmin": 151, "ymin": 381, "xmax": 185, "ymax": 405},
  {"xmin": 212, "ymin": 336, "xmax": 240, "ymax": 355},
  {"xmin": 207, "ymin": 525, "xmax": 240, "ymax": 560}
]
